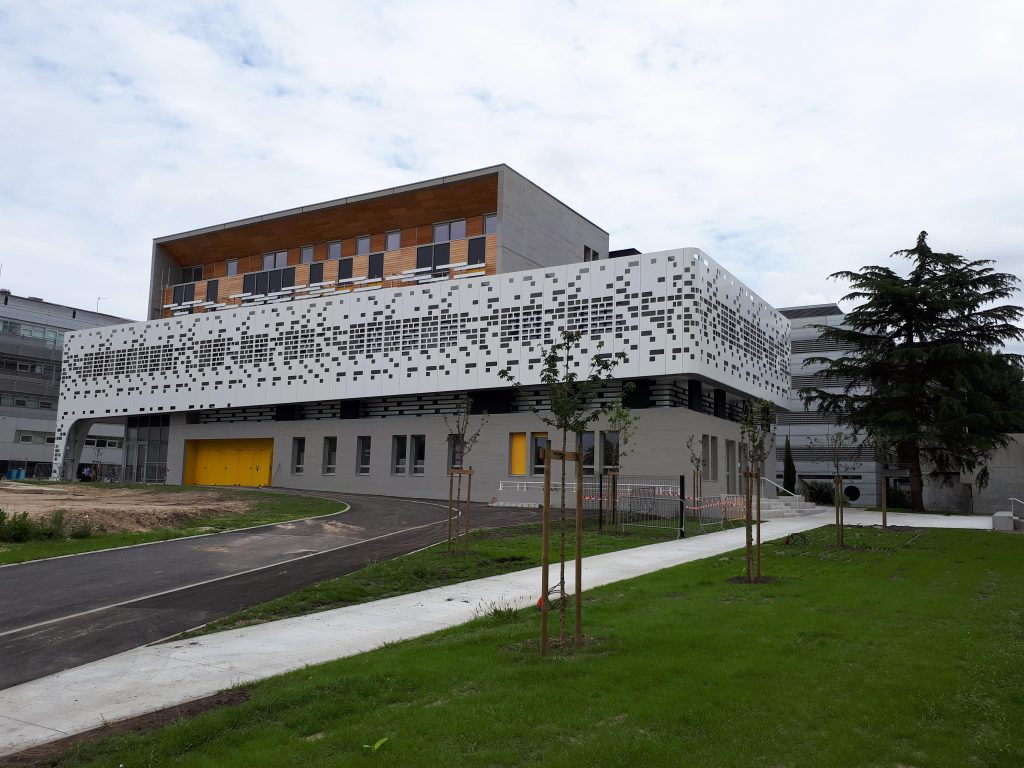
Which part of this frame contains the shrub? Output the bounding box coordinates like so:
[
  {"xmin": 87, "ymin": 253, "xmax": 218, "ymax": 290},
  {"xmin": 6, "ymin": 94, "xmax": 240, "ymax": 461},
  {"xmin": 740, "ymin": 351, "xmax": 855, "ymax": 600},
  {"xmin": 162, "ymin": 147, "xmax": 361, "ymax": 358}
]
[
  {"xmin": 0, "ymin": 508, "xmax": 93, "ymax": 542},
  {"xmin": 802, "ymin": 480, "xmax": 836, "ymax": 506},
  {"xmin": 0, "ymin": 510, "xmax": 35, "ymax": 543}
]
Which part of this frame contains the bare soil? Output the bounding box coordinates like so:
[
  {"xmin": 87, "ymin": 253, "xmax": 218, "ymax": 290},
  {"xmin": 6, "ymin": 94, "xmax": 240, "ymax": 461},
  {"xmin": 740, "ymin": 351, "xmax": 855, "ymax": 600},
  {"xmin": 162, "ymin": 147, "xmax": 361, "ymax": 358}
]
[{"xmin": 0, "ymin": 483, "xmax": 252, "ymax": 533}]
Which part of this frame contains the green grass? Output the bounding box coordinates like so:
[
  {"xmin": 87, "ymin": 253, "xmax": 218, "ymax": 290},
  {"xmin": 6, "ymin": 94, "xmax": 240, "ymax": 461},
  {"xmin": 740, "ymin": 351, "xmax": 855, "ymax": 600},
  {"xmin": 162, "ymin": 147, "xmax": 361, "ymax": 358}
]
[
  {"xmin": 0, "ymin": 486, "xmax": 344, "ymax": 565},
  {"xmin": 177, "ymin": 523, "xmax": 679, "ymax": 638},
  {"xmin": 51, "ymin": 525, "xmax": 1024, "ymax": 767}
]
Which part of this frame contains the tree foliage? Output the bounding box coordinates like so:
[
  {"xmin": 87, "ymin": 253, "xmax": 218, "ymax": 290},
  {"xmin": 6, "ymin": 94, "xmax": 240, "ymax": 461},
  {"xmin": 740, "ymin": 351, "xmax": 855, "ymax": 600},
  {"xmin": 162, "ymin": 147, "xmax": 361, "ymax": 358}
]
[{"xmin": 800, "ymin": 231, "xmax": 1024, "ymax": 512}]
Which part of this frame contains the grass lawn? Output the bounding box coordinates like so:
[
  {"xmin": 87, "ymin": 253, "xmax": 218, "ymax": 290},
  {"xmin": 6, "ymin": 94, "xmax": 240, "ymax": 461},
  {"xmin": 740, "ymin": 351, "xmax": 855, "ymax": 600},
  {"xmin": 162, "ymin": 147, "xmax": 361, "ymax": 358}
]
[
  {"xmin": 50, "ymin": 525, "xmax": 1024, "ymax": 767},
  {"xmin": 177, "ymin": 522, "xmax": 680, "ymax": 638},
  {"xmin": 0, "ymin": 486, "xmax": 344, "ymax": 565}
]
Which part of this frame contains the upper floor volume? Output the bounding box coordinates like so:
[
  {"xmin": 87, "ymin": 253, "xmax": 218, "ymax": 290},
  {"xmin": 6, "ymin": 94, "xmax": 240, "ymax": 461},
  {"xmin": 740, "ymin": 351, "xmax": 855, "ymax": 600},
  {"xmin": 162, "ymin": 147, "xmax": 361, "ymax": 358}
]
[{"xmin": 149, "ymin": 164, "xmax": 609, "ymax": 321}]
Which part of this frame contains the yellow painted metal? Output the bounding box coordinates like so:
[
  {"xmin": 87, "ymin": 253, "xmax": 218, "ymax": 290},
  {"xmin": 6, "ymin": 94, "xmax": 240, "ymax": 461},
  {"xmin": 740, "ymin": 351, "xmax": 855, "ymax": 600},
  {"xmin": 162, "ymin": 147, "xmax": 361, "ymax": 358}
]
[
  {"xmin": 509, "ymin": 432, "xmax": 527, "ymax": 475},
  {"xmin": 184, "ymin": 438, "xmax": 273, "ymax": 487}
]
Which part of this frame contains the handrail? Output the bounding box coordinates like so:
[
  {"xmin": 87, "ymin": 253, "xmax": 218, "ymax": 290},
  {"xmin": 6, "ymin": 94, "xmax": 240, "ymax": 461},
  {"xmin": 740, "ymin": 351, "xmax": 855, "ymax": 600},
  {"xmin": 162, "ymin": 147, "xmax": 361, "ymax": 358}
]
[
  {"xmin": 1010, "ymin": 498, "xmax": 1023, "ymax": 515},
  {"xmin": 760, "ymin": 475, "xmax": 799, "ymax": 498}
]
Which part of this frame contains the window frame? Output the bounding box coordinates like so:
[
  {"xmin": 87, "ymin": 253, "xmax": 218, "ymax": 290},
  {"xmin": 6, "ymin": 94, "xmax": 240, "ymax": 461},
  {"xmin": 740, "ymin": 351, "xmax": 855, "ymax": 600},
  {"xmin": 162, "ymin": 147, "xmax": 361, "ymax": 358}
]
[
  {"xmin": 392, "ymin": 435, "xmax": 408, "ymax": 475},
  {"xmin": 410, "ymin": 434, "xmax": 426, "ymax": 476},
  {"xmin": 356, "ymin": 436, "xmax": 372, "ymax": 475},
  {"xmin": 322, "ymin": 436, "xmax": 337, "ymax": 475},
  {"xmin": 291, "ymin": 437, "xmax": 306, "ymax": 475},
  {"xmin": 386, "ymin": 230, "xmax": 401, "ymax": 252}
]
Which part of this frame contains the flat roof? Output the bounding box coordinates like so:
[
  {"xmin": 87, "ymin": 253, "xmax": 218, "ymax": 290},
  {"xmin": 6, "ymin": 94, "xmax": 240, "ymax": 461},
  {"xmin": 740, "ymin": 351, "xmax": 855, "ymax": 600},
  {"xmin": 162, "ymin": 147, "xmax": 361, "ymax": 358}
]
[
  {"xmin": 778, "ymin": 303, "xmax": 843, "ymax": 319},
  {"xmin": 155, "ymin": 163, "xmax": 607, "ymax": 245}
]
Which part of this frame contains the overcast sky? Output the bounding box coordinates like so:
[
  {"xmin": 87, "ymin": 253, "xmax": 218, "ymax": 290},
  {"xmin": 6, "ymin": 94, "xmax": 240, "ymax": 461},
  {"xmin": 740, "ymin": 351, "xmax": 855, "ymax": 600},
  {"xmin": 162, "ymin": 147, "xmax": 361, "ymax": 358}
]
[{"xmin": 2, "ymin": 1, "xmax": 1022, "ymax": 350}]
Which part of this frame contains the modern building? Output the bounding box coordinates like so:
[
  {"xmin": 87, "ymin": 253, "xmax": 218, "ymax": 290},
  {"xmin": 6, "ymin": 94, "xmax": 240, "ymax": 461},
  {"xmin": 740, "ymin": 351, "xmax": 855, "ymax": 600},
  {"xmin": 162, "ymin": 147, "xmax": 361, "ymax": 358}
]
[
  {"xmin": 52, "ymin": 165, "xmax": 790, "ymax": 500},
  {"xmin": 0, "ymin": 291, "xmax": 130, "ymax": 480},
  {"xmin": 775, "ymin": 304, "xmax": 883, "ymax": 506}
]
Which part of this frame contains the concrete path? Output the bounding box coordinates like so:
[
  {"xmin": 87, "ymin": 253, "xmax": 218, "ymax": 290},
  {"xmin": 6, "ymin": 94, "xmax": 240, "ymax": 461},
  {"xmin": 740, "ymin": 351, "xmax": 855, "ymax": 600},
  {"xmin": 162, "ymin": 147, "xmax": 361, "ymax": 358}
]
[
  {"xmin": 0, "ymin": 510, "xmax": 993, "ymax": 756},
  {"xmin": 0, "ymin": 491, "xmax": 540, "ymax": 689}
]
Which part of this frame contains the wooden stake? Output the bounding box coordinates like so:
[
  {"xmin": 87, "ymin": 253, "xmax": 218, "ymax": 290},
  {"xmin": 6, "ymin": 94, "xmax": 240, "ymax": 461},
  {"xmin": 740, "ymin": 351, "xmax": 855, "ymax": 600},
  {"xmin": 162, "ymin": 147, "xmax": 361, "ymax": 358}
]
[
  {"xmin": 541, "ymin": 450, "xmax": 551, "ymax": 656},
  {"xmin": 464, "ymin": 468, "xmax": 473, "ymax": 554},
  {"xmin": 755, "ymin": 470, "xmax": 762, "ymax": 579},
  {"xmin": 881, "ymin": 476, "xmax": 888, "ymax": 529},
  {"xmin": 447, "ymin": 471, "xmax": 454, "ymax": 555},
  {"xmin": 575, "ymin": 444, "xmax": 584, "ymax": 648},
  {"xmin": 744, "ymin": 470, "xmax": 753, "ymax": 581}
]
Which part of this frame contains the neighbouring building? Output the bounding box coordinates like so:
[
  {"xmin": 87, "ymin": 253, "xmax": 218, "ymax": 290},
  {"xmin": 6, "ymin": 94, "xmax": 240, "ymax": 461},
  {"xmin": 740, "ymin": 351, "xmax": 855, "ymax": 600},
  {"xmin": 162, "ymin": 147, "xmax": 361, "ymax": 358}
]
[
  {"xmin": 52, "ymin": 165, "xmax": 790, "ymax": 500},
  {"xmin": 776, "ymin": 304, "xmax": 884, "ymax": 507},
  {"xmin": 0, "ymin": 291, "xmax": 130, "ymax": 480}
]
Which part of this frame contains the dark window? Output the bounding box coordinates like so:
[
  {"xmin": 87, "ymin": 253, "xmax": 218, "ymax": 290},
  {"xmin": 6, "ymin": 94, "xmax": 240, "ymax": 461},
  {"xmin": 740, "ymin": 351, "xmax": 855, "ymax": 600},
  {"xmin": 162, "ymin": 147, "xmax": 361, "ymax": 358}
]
[
  {"xmin": 432, "ymin": 242, "xmax": 450, "ymax": 275},
  {"xmin": 338, "ymin": 258, "xmax": 354, "ymax": 280},
  {"xmin": 328, "ymin": 241, "xmax": 342, "ymax": 260},
  {"xmin": 368, "ymin": 253, "xmax": 384, "ymax": 280},
  {"xmin": 300, "ymin": 245, "xmax": 314, "ymax": 264},
  {"xmin": 282, "ymin": 267, "xmax": 295, "ymax": 288},
  {"xmin": 255, "ymin": 272, "xmax": 269, "ymax": 295},
  {"xmin": 243, "ymin": 273, "xmax": 256, "ymax": 295},
  {"xmin": 356, "ymin": 236, "xmax": 371, "ymax": 256},
  {"xmin": 484, "ymin": 214, "xmax": 497, "ymax": 235},
  {"xmin": 172, "ymin": 283, "xmax": 195, "ymax": 305},
  {"xmin": 386, "ymin": 231, "xmax": 401, "ymax": 251},
  {"xmin": 182, "ymin": 266, "xmax": 203, "ymax": 282},
  {"xmin": 206, "ymin": 280, "xmax": 219, "ymax": 303},
  {"xmin": 356, "ymin": 436, "xmax": 371, "ymax": 474},
  {"xmin": 416, "ymin": 245, "xmax": 433, "ymax": 270},
  {"xmin": 268, "ymin": 269, "xmax": 282, "ymax": 293},
  {"xmin": 292, "ymin": 437, "xmax": 305, "ymax": 474},
  {"xmin": 468, "ymin": 237, "xmax": 486, "ymax": 265},
  {"xmin": 411, "ymin": 435, "xmax": 425, "ymax": 475},
  {"xmin": 309, "ymin": 262, "xmax": 324, "ymax": 283}
]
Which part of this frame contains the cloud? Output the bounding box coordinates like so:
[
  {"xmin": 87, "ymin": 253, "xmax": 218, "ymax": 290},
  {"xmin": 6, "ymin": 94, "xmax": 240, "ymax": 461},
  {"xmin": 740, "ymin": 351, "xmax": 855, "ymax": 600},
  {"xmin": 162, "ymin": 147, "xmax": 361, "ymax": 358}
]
[{"xmin": 0, "ymin": 0, "xmax": 1021, "ymax": 357}]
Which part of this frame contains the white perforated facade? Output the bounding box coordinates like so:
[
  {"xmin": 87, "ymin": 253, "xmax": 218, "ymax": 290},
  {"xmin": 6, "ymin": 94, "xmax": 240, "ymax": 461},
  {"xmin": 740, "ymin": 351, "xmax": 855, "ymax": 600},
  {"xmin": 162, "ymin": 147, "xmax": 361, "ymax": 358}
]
[{"xmin": 52, "ymin": 247, "xmax": 788, "ymax": 485}]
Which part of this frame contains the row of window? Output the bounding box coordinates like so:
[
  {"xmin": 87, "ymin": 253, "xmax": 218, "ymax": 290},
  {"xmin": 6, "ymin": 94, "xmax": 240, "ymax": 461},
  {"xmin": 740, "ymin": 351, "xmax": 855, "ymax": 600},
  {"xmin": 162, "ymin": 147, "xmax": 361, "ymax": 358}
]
[
  {"xmin": 0, "ymin": 392, "xmax": 55, "ymax": 410},
  {"xmin": 15, "ymin": 430, "xmax": 56, "ymax": 445},
  {"xmin": 0, "ymin": 320, "xmax": 65, "ymax": 348},
  {"xmin": 216, "ymin": 214, "xmax": 498, "ymax": 281},
  {"xmin": 291, "ymin": 435, "xmax": 426, "ymax": 476},
  {"xmin": 1, "ymin": 356, "xmax": 57, "ymax": 378}
]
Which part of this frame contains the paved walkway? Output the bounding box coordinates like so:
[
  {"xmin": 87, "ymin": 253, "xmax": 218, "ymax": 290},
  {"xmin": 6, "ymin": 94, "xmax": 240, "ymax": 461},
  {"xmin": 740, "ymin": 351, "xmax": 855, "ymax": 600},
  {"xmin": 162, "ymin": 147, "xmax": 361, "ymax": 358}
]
[{"xmin": 0, "ymin": 510, "xmax": 992, "ymax": 756}]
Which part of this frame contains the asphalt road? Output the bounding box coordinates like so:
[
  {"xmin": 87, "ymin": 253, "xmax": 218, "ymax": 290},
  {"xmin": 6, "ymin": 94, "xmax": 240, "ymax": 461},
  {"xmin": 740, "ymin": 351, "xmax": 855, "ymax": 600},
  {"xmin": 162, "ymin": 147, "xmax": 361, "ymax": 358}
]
[{"xmin": 0, "ymin": 491, "xmax": 538, "ymax": 690}]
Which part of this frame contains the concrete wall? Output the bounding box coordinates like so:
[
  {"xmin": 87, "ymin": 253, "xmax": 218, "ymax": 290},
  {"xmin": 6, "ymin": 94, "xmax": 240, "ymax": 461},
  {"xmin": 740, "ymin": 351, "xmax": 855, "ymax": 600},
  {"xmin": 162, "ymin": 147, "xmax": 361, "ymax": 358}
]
[
  {"xmin": 497, "ymin": 167, "xmax": 609, "ymax": 273},
  {"xmin": 166, "ymin": 407, "xmax": 761, "ymax": 502}
]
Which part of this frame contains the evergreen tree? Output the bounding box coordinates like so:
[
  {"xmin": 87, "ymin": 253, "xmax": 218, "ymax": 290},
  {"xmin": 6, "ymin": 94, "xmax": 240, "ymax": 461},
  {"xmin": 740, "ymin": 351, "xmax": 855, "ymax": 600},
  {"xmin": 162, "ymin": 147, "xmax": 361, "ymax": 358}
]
[
  {"xmin": 800, "ymin": 232, "xmax": 1024, "ymax": 513},
  {"xmin": 782, "ymin": 435, "xmax": 796, "ymax": 494}
]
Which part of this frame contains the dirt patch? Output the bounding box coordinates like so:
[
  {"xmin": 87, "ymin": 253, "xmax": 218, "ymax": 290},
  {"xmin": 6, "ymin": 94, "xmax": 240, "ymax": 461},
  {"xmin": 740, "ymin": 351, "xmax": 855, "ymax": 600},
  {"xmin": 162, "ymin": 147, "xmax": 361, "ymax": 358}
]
[
  {"xmin": 4, "ymin": 687, "xmax": 251, "ymax": 767},
  {"xmin": 0, "ymin": 483, "xmax": 253, "ymax": 533}
]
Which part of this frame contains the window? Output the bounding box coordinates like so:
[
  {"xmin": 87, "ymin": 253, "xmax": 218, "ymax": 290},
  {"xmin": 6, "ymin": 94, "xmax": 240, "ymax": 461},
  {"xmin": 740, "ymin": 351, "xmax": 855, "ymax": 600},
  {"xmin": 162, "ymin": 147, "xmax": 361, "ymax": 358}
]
[
  {"xmin": 431, "ymin": 243, "xmax": 450, "ymax": 274},
  {"xmin": 263, "ymin": 251, "xmax": 287, "ymax": 270},
  {"xmin": 601, "ymin": 431, "xmax": 620, "ymax": 471},
  {"xmin": 356, "ymin": 436, "xmax": 371, "ymax": 474},
  {"xmin": 322, "ymin": 437, "xmax": 337, "ymax": 474},
  {"xmin": 583, "ymin": 245, "xmax": 593, "ymax": 262},
  {"xmin": 328, "ymin": 241, "xmax": 342, "ymax": 260},
  {"xmin": 433, "ymin": 222, "xmax": 450, "ymax": 243},
  {"xmin": 484, "ymin": 214, "xmax": 497, "ymax": 235},
  {"xmin": 701, "ymin": 435, "xmax": 719, "ymax": 482},
  {"xmin": 726, "ymin": 440, "xmax": 737, "ymax": 494},
  {"xmin": 19, "ymin": 433, "xmax": 33, "ymax": 443},
  {"xmin": 448, "ymin": 434, "xmax": 463, "ymax": 469},
  {"xmin": 356, "ymin": 236, "xmax": 371, "ymax": 256},
  {"xmin": 206, "ymin": 280, "xmax": 219, "ymax": 303},
  {"xmin": 416, "ymin": 245, "xmax": 433, "ymax": 271},
  {"xmin": 509, "ymin": 432, "xmax": 527, "ymax": 475},
  {"xmin": 242, "ymin": 267, "xmax": 295, "ymax": 296},
  {"xmin": 172, "ymin": 283, "xmax": 195, "ymax": 305},
  {"xmin": 386, "ymin": 230, "xmax": 401, "ymax": 252},
  {"xmin": 292, "ymin": 437, "xmax": 306, "ymax": 474},
  {"xmin": 392, "ymin": 435, "xmax": 407, "ymax": 475},
  {"xmin": 449, "ymin": 219, "xmax": 466, "ymax": 240},
  {"xmin": 182, "ymin": 265, "xmax": 203, "ymax": 282},
  {"xmin": 367, "ymin": 253, "xmax": 384, "ymax": 280},
  {"xmin": 531, "ymin": 432, "xmax": 549, "ymax": 475},
  {"xmin": 300, "ymin": 245, "xmax": 314, "ymax": 264},
  {"xmin": 309, "ymin": 262, "xmax": 324, "ymax": 284},
  {"xmin": 338, "ymin": 258, "xmax": 354, "ymax": 280},
  {"xmin": 580, "ymin": 432, "xmax": 595, "ymax": 476},
  {"xmin": 468, "ymin": 237, "xmax": 486, "ymax": 265},
  {"xmin": 410, "ymin": 435, "xmax": 426, "ymax": 476},
  {"xmin": 226, "ymin": 259, "xmax": 238, "ymax": 276}
]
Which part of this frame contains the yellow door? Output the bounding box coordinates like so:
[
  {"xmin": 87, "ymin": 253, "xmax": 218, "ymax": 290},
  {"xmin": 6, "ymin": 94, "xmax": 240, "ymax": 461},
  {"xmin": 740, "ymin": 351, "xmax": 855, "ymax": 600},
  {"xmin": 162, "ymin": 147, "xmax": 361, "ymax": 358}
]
[{"xmin": 184, "ymin": 439, "xmax": 274, "ymax": 487}]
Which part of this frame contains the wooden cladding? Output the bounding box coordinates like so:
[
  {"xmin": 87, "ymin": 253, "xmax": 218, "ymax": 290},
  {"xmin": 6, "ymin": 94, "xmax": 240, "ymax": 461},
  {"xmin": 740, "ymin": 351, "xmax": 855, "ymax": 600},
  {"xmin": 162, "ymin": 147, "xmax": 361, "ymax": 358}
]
[{"xmin": 160, "ymin": 173, "xmax": 498, "ymax": 267}]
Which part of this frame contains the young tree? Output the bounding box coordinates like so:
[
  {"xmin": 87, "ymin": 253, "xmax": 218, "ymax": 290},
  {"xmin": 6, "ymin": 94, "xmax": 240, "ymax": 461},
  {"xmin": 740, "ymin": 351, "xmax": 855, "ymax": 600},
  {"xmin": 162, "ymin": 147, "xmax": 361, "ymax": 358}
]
[
  {"xmin": 800, "ymin": 232, "xmax": 1024, "ymax": 512},
  {"xmin": 782, "ymin": 435, "xmax": 796, "ymax": 494},
  {"xmin": 806, "ymin": 430, "xmax": 856, "ymax": 546},
  {"xmin": 604, "ymin": 400, "xmax": 637, "ymax": 529},
  {"xmin": 685, "ymin": 434, "xmax": 702, "ymax": 500},
  {"xmin": 740, "ymin": 399, "xmax": 775, "ymax": 580},
  {"xmin": 500, "ymin": 330, "xmax": 627, "ymax": 650},
  {"xmin": 443, "ymin": 394, "xmax": 488, "ymax": 553}
]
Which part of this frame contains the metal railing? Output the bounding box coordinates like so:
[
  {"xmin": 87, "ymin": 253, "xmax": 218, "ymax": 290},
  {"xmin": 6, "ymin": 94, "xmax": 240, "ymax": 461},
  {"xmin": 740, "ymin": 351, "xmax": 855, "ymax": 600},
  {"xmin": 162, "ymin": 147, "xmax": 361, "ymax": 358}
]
[
  {"xmin": 761, "ymin": 475, "xmax": 801, "ymax": 498},
  {"xmin": 1010, "ymin": 498, "xmax": 1023, "ymax": 516}
]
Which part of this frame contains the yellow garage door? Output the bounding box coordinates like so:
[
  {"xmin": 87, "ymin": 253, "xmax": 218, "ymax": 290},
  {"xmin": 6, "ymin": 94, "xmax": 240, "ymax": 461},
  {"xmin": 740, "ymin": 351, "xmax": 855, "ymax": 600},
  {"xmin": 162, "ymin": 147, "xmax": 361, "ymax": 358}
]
[{"xmin": 183, "ymin": 439, "xmax": 273, "ymax": 487}]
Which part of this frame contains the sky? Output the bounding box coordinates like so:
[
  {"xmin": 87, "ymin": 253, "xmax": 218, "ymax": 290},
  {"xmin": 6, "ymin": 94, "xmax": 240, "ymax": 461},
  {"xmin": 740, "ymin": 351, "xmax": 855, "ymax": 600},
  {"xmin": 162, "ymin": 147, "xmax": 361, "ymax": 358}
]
[{"xmin": 1, "ymin": 0, "xmax": 1022, "ymax": 351}]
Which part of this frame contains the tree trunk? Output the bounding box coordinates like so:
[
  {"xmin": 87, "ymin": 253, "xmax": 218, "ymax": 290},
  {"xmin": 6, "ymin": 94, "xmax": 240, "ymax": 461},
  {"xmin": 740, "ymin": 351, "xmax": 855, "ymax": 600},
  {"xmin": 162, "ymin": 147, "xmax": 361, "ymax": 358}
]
[
  {"xmin": 559, "ymin": 429, "xmax": 567, "ymax": 645},
  {"xmin": 908, "ymin": 451, "xmax": 925, "ymax": 513},
  {"xmin": 744, "ymin": 471, "xmax": 753, "ymax": 581}
]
